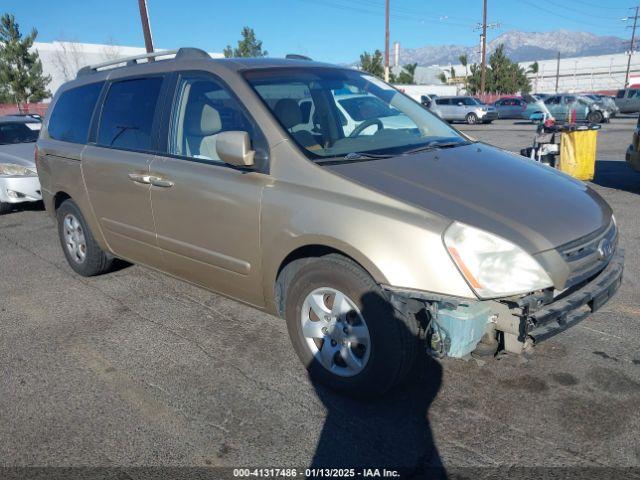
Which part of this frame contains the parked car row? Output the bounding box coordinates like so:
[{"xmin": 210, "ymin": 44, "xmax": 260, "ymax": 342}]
[{"xmin": 420, "ymin": 92, "xmax": 614, "ymax": 125}]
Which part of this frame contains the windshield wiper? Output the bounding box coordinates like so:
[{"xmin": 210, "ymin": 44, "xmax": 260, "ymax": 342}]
[
  {"xmin": 343, "ymin": 151, "xmax": 394, "ymax": 159},
  {"xmin": 315, "ymin": 151, "xmax": 394, "ymax": 165},
  {"xmin": 401, "ymin": 140, "xmax": 470, "ymax": 155}
]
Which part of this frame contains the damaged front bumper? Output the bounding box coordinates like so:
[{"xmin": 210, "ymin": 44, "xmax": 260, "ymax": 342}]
[
  {"xmin": 383, "ymin": 248, "xmax": 624, "ymax": 357},
  {"xmin": 510, "ymin": 248, "xmax": 624, "ymax": 344}
]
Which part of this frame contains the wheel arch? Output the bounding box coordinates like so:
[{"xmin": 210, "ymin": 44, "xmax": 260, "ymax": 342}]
[
  {"xmin": 270, "ymin": 240, "xmax": 388, "ymax": 317},
  {"xmin": 53, "ymin": 191, "xmax": 72, "ymax": 210}
]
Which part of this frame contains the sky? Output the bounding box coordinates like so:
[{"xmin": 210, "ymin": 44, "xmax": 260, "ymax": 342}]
[{"xmin": 4, "ymin": 0, "xmax": 638, "ymax": 64}]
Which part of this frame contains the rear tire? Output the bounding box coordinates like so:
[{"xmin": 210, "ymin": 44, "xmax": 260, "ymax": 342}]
[
  {"xmin": 283, "ymin": 254, "xmax": 419, "ymax": 397},
  {"xmin": 466, "ymin": 113, "xmax": 479, "ymax": 125},
  {"xmin": 587, "ymin": 111, "xmax": 603, "ymax": 123},
  {"xmin": 56, "ymin": 199, "xmax": 115, "ymax": 277}
]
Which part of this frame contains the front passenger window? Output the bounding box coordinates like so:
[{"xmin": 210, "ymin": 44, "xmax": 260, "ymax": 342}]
[{"xmin": 170, "ymin": 77, "xmax": 253, "ymax": 161}]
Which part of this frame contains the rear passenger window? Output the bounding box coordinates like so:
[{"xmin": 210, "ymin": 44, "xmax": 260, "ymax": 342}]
[
  {"xmin": 97, "ymin": 77, "xmax": 163, "ymax": 151},
  {"xmin": 48, "ymin": 82, "xmax": 103, "ymax": 144}
]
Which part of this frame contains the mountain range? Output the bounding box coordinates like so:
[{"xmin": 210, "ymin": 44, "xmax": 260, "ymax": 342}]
[{"xmin": 395, "ymin": 30, "xmax": 627, "ymax": 66}]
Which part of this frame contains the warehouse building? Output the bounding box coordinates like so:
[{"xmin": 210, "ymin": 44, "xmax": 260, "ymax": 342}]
[
  {"xmin": 32, "ymin": 41, "xmax": 223, "ymax": 98},
  {"xmin": 442, "ymin": 52, "xmax": 640, "ymax": 93}
]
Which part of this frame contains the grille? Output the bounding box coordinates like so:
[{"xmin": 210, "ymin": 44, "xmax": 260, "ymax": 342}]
[{"xmin": 559, "ymin": 220, "xmax": 618, "ymax": 289}]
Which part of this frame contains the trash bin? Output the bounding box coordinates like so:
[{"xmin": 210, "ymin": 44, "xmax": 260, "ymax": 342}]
[{"xmin": 558, "ymin": 129, "xmax": 598, "ymax": 181}]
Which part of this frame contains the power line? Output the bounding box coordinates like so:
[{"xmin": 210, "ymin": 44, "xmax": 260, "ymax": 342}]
[
  {"xmin": 559, "ymin": 0, "xmax": 630, "ymax": 10},
  {"xmin": 296, "ymin": 0, "xmax": 475, "ymax": 28},
  {"xmin": 536, "ymin": 0, "xmax": 625, "ymax": 23},
  {"xmin": 518, "ymin": 0, "xmax": 627, "ymax": 29}
]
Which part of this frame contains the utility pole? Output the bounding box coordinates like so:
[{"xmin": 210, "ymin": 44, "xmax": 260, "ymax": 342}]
[
  {"xmin": 624, "ymin": 6, "xmax": 640, "ymax": 88},
  {"xmin": 137, "ymin": 0, "xmax": 154, "ymax": 54},
  {"xmin": 480, "ymin": 0, "xmax": 487, "ymax": 94},
  {"xmin": 474, "ymin": 1, "xmax": 498, "ymax": 95},
  {"xmin": 555, "ymin": 51, "xmax": 561, "ymax": 93},
  {"xmin": 384, "ymin": 0, "xmax": 390, "ymax": 82}
]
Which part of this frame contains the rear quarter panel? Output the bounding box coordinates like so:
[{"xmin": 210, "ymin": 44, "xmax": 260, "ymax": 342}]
[{"xmin": 36, "ymin": 137, "xmax": 109, "ymax": 252}]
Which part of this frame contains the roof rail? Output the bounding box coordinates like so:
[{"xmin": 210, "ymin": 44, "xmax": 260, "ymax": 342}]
[
  {"xmin": 285, "ymin": 54, "xmax": 313, "ymax": 61},
  {"xmin": 76, "ymin": 47, "xmax": 210, "ymax": 77}
]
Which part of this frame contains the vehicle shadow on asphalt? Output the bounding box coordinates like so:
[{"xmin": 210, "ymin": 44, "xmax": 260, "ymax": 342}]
[
  {"xmin": 593, "ymin": 160, "xmax": 640, "ymax": 194},
  {"xmin": 0, "ymin": 200, "xmax": 45, "ymax": 215},
  {"xmin": 308, "ymin": 292, "xmax": 446, "ymax": 479}
]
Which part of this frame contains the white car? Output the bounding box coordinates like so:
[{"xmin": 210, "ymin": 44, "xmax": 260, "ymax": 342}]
[
  {"xmin": 298, "ymin": 93, "xmax": 416, "ymax": 137},
  {"xmin": 0, "ymin": 116, "xmax": 42, "ymax": 214}
]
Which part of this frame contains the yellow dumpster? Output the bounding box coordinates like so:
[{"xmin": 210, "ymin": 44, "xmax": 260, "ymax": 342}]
[{"xmin": 558, "ymin": 129, "xmax": 598, "ymax": 181}]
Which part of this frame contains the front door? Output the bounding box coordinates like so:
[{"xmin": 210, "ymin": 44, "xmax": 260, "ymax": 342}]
[
  {"xmin": 82, "ymin": 75, "xmax": 166, "ymax": 268},
  {"xmin": 149, "ymin": 73, "xmax": 269, "ymax": 306}
]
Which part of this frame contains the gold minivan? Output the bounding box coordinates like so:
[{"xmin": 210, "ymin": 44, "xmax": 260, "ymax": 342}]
[{"xmin": 37, "ymin": 49, "xmax": 623, "ymax": 396}]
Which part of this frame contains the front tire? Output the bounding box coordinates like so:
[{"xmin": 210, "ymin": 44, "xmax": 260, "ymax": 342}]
[
  {"xmin": 57, "ymin": 199, "xmax": 115, "ymax": 276},
  {"xmin": 283, "ymin": 255, "xmax": 419, "ymax": 397},
  {"xmin": 587, "ymin": 111, "xmax": 603, "ymax": 123},
  {"xmin": 0, "ymin": 202, "xmax": 12, "ymax": 215},
  {"xmin": 466, "ymin": 113, "xmax": 479, "ymax": 124}
]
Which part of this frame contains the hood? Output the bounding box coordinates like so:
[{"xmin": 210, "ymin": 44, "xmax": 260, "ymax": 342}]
[
  {"xmin": 0, "ymin": 142, "xmax": 36, "ymax": 168},
  {"xmin": 327, "ymin": 143, "xmax": 611, "ymax": 253}
]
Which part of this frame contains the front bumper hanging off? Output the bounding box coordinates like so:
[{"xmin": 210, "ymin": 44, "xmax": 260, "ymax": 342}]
[
  {"xmin": 523, "ymin": 248, "xmax": 624, "ymax": 343},
  {"xmin": 384, "ymin": 248, "xmax": 624, "ymax": 357}
]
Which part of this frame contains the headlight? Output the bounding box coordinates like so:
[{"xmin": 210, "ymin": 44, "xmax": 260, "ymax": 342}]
[
  {"xmin": 0, "ymin": 163, "xmax": 37, "ymax": 177},
  {"xmin": 444, "ymin": 222, "xmax": 553, "ymax": 298}
]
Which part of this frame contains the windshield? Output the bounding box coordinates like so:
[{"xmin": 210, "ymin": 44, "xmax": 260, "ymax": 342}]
[
  {"xmin": 244, "ymin": 68, "xmax": 466, "ymax": 159},
  {"xmin": 0, "ymin": 122, "xmax": 40, "ymax": 145},
  {"xmin": 463, "ymin": 97, "xmax": 482, "ymax": 106},
  {"xmin": 338, "ymin": 96, "xmax": 399, "ymax": 121}
]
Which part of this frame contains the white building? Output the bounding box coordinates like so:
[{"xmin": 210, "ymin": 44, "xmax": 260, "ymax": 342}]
[
  {"xmin": 444, "ymin": 52, "xmax": 640, "ymax": 93},
  {"xmin": 32, "ymin": 41, "xmax": 223, "ymax": 98}
]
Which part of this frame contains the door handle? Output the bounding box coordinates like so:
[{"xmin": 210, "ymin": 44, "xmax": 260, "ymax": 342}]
[
  {"xmin": 149, "ymin": 176, "xmax": 174, "ymax": 188},
  {"xmin": 128, "ymin": 173, "xmax": 151, "ymax": 184}
]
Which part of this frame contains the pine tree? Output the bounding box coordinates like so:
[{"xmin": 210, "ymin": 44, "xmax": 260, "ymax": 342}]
[
  {"xmin": 359, "ymin": 50, "xmax": 384, "ymax": 78},
  {"xmin": 224, "ymin": 27, "xmax": 268, "ymax": 58},
  {"xmin": 0, "ymin": 14, "xmax": 51, "ymax": 104},
  {"xmin": 466, "ymin": 45, "xmax": 531, "ymax": 95}
]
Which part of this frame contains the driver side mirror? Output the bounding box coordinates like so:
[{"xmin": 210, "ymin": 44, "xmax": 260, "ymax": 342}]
[{"xmin": 216, "ymin": 131, "xmax": 255, "ymax": 167}]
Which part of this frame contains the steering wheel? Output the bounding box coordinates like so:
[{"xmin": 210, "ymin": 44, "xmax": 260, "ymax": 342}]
[{"xmin": 349, "ymin": 118, "xmax": 384, "ymax": 138}]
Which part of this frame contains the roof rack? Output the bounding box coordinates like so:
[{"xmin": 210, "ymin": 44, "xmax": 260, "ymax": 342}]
[
  {"xmin": 76, "ymin": 47, "xmax": 210, "ymax": 77},
  {"xmin": 285, "ymin": 54, "xmax": 313, "ymax": 61}
]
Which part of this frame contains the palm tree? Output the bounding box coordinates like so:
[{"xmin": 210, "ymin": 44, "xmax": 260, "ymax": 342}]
[
  {"xmin": 527, "ymin": 61, "xmax": 539, "ymax": 92},
  {"xmin": 437, "ymin": 72, "xmax": 448, "ymax": 84},
  {"xmin": 458, "ymin": 54, "xmax": 468, "ymax": 77}
]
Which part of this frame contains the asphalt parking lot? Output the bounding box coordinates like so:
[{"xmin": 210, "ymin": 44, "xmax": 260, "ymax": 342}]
[{"xmin": 1, "ymin": 117, "xmax": 640, "ymax": 474}]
